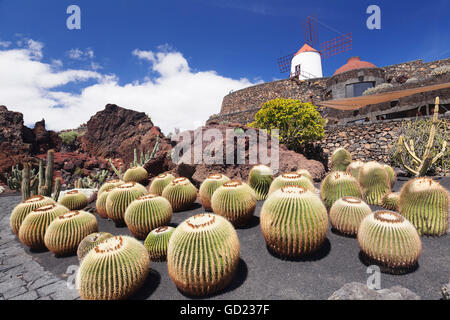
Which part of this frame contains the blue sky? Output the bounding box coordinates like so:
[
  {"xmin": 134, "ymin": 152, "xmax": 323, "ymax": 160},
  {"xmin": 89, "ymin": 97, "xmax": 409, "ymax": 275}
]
[{"xmin": 0, "ymin": 0, "xmax": 449, "ymax": 133}]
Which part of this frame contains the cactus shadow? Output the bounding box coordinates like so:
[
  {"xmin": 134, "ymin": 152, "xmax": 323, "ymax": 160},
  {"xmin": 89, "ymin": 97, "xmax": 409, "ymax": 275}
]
[
  {"xmin": 358, "ymin": 251, "xmax": 419, "ymax": 275},
  {"xmin": 238, "ymin": 215, "xmax": 260, "ymax": 230},
  {"xmin": 331, "ymin": 228, "xmax": 357, "ymax": 239},
  {"xmin": 266, "ymin": 238, "xmax": 331, "ymax": 262},
  {"xmin": 129, "ymin": 268, "xmax": 161, "ymax": 300}
]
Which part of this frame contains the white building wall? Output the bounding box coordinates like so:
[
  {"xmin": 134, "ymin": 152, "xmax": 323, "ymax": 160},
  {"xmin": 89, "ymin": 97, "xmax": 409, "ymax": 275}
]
[{"xmin": 290, "ymin": 51, "xmax": 323, "ymax": 80}]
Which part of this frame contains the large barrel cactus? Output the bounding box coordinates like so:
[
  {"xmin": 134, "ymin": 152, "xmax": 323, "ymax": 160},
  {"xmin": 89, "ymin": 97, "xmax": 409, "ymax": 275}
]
[
  {"xmin": 44, "ymin": 210, "xmax": 98, "ymax": 256},
  {"xmin": 358, "ymin": 161, "xmax": 391, "ymax": 205},
  {"xmin": 331, "ymin": 148, "xmax": 352, "ymax": 171},
  {"xmin": 144, "ymin": 226, "xmax": 175, "ymax": 262},
  {"xmin": 95, "ymin": 188, "xmax": 113, "ymax": 219},
  {"xmin": 123, "ymin": 166, "xmax": 148, "ymax": 185},
  {"xmin": 161, "ymin": 177, "xmax": 198, "ymax": 212},
  {"xmin": 124, "ymin": 194, "xmax": 173, "ymax": 239},
  {"xmin": 268, "ymin": 172, "xmax": 315, "ymax": 195},
  {"xmin": 148, "ymin": 173, "xmax": 175, "ymax": 196},
  {"xmin": 381, "ymin": 192, "xmax": 400, "ymax": 211},
  {"xmin": 248, "ymin": 165, "xmax": 274, "ymax": 200},
  {"xmin": 320, "ymin": 171, "xmax": 363, "ymax": 209},
  {"xmin": 10, "ymin": 195, "xmax": 55, "ymax": 236},
  {"xmin": 167, "ymin": 213, "xmax": 240, "ymax": 296},
  {"xmin": 260, "ymin": 186, "xmax": 328, "ymax": 257},
  {"xmin": 358, "ymin": 210, "xmax": 422, "ymax": 273},
  {"xmin": 382, "ymin": 164, "xmax": 396, "ymax": 188},
  {"xmin": 329, "ymin": 197, "xmax": 371, "ymax": 236},
  {"xmin": 98, "ymin": 179, "xmax": 123, "ymax": 196},
  {"xmin": 346, "ymin": 161, "xmax": 364, "ymax": 179},
  {"xmin": 296, "ymin": 169, "xmax": 314, "ymax": 183},
  {"xmin": 76, "ymin": 235, "xmax": 150, "ymax": 300},
  {"xmin": 59, "ymin": 190, "xmax": 89, "ymax": 210},
  {"xmin": 105, "ymin": 182, "xmax": 147, "ymax": 225},
  {"xmin": 399, "ymin": 177, "xmax": 448, "ymax": 236},
  {"xmin": 18, "ymin": 204, "xmax": 70, "ymax": 249},
  {"xmin": 199, "ymin": 173, "xmax": 230, "ymax": 210},
  {"xmin": 211, "ymin": 180, "xmax": 257, "ymax": 227},
  {"xmin": 77, "ymin": 232, "xmax": 114, "ymax": 261}
]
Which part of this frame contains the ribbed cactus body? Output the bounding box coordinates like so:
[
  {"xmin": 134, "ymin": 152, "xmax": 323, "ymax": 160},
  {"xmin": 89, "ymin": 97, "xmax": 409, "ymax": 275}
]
[
  {"xmin": 358, "ymin": 161, "xmax": 391, "ymax": 205},
  {"xmin": 329, "ymin": 197, "xmax": 371, "ymax": 235},
  {"xmin": 76, "ymin": 236, "xmax": 150, "ymax": 300},
  {"xmin": 123, "ymin": 166, "xmax": 148, "ymax": 185},
  {"xmin": 399, "ymin": 178, "xmax": 448, "ymax": 236},
  {"xmin": 381, "ymin": 192, "xmax": 400, "ymax": 211},
  {"xmin": 320, "ymin": 171, "xmax": 363, "ymax": 209},
  {"xmin": 296, "ymin": 169, "xmax": 313, "ymax": 183},
  {"xmin": 382, "ymin": 164, "xmax": 396, "ymax": 188},
  {"xmin": 10, "ymin": 195, "xmax": 55, "ymax": 235},
  {"xmin": 331, "ymin": 148, "xmax": 352, "ymax": 171},
  {"xmin": 260, "ymin": 186, "xmax": 328, "ymax": 257},
  {"xmin": 148, "ymin": 173, "xmax": 175, "ymax": 196},
  {"xmin": 105, "ymin": 182, "xmax": 147, "ymax": 224},
  {"xmin": 268, "ymin": 172, "xmax": 315, "ymax": 195},
  {"xmin": 59, "ymin": 190, "xmax": 89, "ymax": 210},
  {"xmin": 346, "ymin": 161, "xmax": 364, "ymax": 179},
  {"xmin": 124, "ymin": 194, "xmax": 173, "ymax": 239},
  {"xmin": 95, "ymin": 188, "xmax": 113, "ymax": 219},
  {"xmin": 199, "ymin": 173, "xmax": 231, "ymax": 210},
  {"xmin": 167, "ymin": 214, "xmax": 240, "ymax": 296},
  {"xmin": 358, "ymin": 210, "xmax": 422, "ymax": 272},
  {"xmin": 44, "ymin": 211, "xmax": 98, "ymax": 256},
  {"xmin": 144, "ymin": 226, "xmax": 175, "ymax": 261},
  {"xmin": 161, "ymin": 177, "xmax": 197, "ymax": 212},
  {"xmin": 211, "ymin": 180, "xmax": 257, "ymax": 227},
  {"xmin": 77, "ymin": 232, "xmax": 113, "ymax": 261},
  {"xmin": 98, "ymin": 179, "xmax": 123, "ymax": 196},
  {"xmin": 248, "ymin": 165, "xmax": 274, "ymax": 200},
  {"xmin": 18, "ymin": 204, "xmax": 70, "ymax": 249}
]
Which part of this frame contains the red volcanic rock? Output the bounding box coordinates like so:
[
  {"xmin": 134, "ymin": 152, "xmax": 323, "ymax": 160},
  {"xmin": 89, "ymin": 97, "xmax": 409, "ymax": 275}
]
[{"xmin": 32, "ymin": 119, "xmax": 62, "ymax": 153}]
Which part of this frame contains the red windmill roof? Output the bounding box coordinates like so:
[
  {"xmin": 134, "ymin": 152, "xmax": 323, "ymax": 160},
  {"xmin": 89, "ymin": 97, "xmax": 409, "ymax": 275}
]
[
  {"xmin": 294, "ymin": 44, "xmax": 319, "ymax": 56},
  {"xmin": 333, "ymin": 57, "xmax": 376, "ymax": 76}
]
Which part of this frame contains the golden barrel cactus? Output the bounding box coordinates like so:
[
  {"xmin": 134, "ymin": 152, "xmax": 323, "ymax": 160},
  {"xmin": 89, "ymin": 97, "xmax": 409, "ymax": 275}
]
[
  {"xmin": 346, "ymin": 161, "xmax": 364, "ymax": 179},
  {"xmin": 296, "ymin": 169, "xmax": 313, "ymax": 183},
  {"xmin": 320, "ymin": 171, "xmax": 363, "ymax": 209},
  {"xmin": 144, "ymin": 226, "xmax": 175, "ymax": 262},
  {"xmin": 329, "ymin": 197, "xmax": 371, "ymax": 236},
  {"xmin": 123, "ymin": 166, "xmax": 148, "ymax": 185},
  {"xmin": 95, "ymin": 188, "xmax": 113, "ymax": 219},
  {"xmin": 148, "ymin": 173, "xmax": 175, "ymax": 196},
  {"xmin": 381, "ymin": 192, "xmax": 400, "ymax": 211},
  {"xmin": 77, "ymin": 232, "xmax": 114, "ymax": 261},
  {"xmin": 331, "ymin": 148, "xmax": 352, "ymax": 171},
  {"xmin": 105, "ymin": 182, "xmax": 147, "ymax": 225},
  {"xmin": 382, "ymin": 164, "xmax": 397, "ymax": 188},
  {"xmin": 98, "ymin": 179, "xmax": 124, "ymax": 196},
  {"xmin": 161, "ymin": 177, "xmax": 198, "ymax": 212},
  {"xmin": 199, "ymin": 173, "xmax": 230, "ymax": 210},
  {"xmin": 248, "ymin": 165, "xmax": 274, "ymax": 200},
  {"xmin": 358, "ymin": 161, "xmax": 391, "ymax": 205},
  {"xmin": 268, "ymin": 172, "xmax": 315, "ymax": 196},
  {"xmin": 59, "ymin": 190, "xmax": 89, "ymax": 210},
  {"xmin": 10, "ymin": 195, "xmax": 55, "ymax": 236}
]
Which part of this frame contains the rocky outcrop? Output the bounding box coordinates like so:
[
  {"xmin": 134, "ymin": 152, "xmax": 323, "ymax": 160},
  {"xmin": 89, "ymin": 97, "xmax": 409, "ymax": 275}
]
[{"xmin": 328, "ymin": 282, "xmax": 420, "ymax": 300}]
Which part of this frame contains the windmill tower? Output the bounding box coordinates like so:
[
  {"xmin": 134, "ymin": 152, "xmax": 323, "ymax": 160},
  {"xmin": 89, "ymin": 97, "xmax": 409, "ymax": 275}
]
[{"xmin": 277, "ymin": 15, "xmax": 353, "ymax": 79}]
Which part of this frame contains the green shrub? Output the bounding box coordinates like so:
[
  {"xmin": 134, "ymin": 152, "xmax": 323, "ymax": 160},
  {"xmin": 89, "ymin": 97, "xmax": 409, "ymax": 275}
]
[{"xmin": 59, "ymin": 131, "xmax": 80, "ymax": 146}]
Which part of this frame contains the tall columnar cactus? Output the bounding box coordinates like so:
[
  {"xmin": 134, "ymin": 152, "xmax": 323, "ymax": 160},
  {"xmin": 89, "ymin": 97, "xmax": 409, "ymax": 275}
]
[
  {"xmin": 95, "ymin": 188, "xmax": 114, "ymax": 219},
  {"xmin": 59, "ymin": 190, "xmax": 89, "ymax": 210},
  {"xmin": 268, "ymin": 172, "xmax": 315, "ymax": 195},
  {"xmin": 144, "ymin": 226, "xmax": 175, "ymax": 262},
  {"xmin": 248, "ymin": 165, "xmax": 274, "ymax": 200},
  {"xmin": 21, "ymin": 162, "xmax": 31, "ymax": 200},
  {"xmin": 148, "ymin": 173, "xmax": 175, "ymax": 196},
  {"xmin": 44, "ymin": 211, "xmax": 98, "ymax": 256},
  {"xmin": 398, "ymin": 177, "xmax": 448, "ymax": 236},
  {"xmin": 43, "ymin": 149, "xmax": 54, "ymax": 196},
  {"xmin": 260, "ymin": 186, "xmax": 328, "ymax": 257},
  {"xmin": 358, "ymin": 210, "xmax": 422, "ymax": 273},
  {"xmin": 381, "ymin": 192, "xmax": 400, "ymax": 211},
  {"xmin": 331, "ymin": 147, "xmax": 352, "ymax": 172},
  {"xmin": 382, "ymin": 164, "xmax": 397, "ymax": 188},
  {"xmin": 106, "ymin": 182, "xmax": 147, "ymax": 225},
  {"xmin": 296, "ymin": 169, "xmax": 313, "ymax": 183},
  {"xmin": 320, "ymin": 171, "xmax": 363, "ymax": 209},
  {"xmin": 76, "ymin": 236, "xmax": 150, "ymax": 300},
  {"xmin": 124, "ymin": 194, "xmax": 173, "ymax": 239},
  {"xmin": 18, "ymin": 204, "xmax": 70, "ymax": 249},
  {"xmin": 53, "ymin": 178, "xmax": 61, "ymax": 202},
  {"xmin": 211, "ymin": 180, "xmax": 257, "ymax": 227},
  {"xmin": 329, "ymin": 197, "xmax": 371, "ymax": 236},
  {"xmin": 98, "ymin": 179, "xmax": 123, "ymax": 196},
  {"xmin": 358, "ymin": 161, "xmax": 391, "ymax": 205},
  {"xmin": 10, "ymin": 195, "xmax": 56, "ymax": 235},
  {"xmin": 161, "ymin": 177, "xmax": 198, "ymax": 212},
  {"xmin": 77, "ymin": 232, "xmax": 114, "ymax": 261},
  {"xmin": 167, "ymin": 213, "xmax": 240, "ymax": 296},
  {"xmin": 346, "ymin": 161, "xmax": 364, "ymax": 179},
  {"xmin": 199, "ymin": 173, "xmax": 231, "ymax": 210},
  {"xmin": 123, "ymin": 166, "xmax": 149, "ymax": 185}
]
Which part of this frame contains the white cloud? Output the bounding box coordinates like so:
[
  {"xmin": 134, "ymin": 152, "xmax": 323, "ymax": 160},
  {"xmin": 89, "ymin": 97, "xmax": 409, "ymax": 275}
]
[
  {"xmin": 67, "ymin": 48, "xmax": 95, "ymax": 60},
  {"xmin": 0, "ymin": 40, "xmax": 257, "ymax": 134},
  {"xmin": 0, "ymin": 40, "xmax": 11, "ymax": 48}
]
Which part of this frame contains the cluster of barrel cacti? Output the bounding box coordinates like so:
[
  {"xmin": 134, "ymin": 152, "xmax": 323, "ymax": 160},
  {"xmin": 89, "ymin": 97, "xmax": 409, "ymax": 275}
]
[{"xmin": 199, "ymin": 173, "xmax": 231, "ymax": 210}]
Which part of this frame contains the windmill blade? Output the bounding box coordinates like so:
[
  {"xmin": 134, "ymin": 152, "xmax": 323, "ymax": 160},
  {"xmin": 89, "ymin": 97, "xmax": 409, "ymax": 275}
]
[
  {"xmin": 277, "ymin": 52, "xmax": 295, "ymax": 73},
  {"xmin": 303, "ymin": 15, "xmax": 319, "ymax": 48},
  {"xmin": 319, "ymin": 33, "xmax": 352, "ymax": 59}
]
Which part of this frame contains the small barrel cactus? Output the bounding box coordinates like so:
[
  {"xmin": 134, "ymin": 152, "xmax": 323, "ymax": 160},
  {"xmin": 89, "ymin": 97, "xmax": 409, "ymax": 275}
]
[
  {"xmin": 148, "ymin": 172, "xmax": 175, "ymax": 196},
  {"xmin": 358, "ymin": 161, "xmax": 391, "ymax": 205},
  {"xmin": 98, "ymin": 179, "xmax": 124, "ymax": 196},
  {"xmin": 329, "ymin": 197, "xmax": 371, "ymax": 236},
  {"xmin": 123, "ymin": 166, "xmax": 148, "ymax": 185},
  {"xmin": 167, "ymin": 213, "xmax": 240, "ymax": 296},
  {"xmin": 320, "ymin": 171, "xmax": 363, "ymax": 209},
  {"xmin": 44, "ymin": 210, "xmax": 98, "ymax": 256},
  {"xmin": 399, "ymin": 177, "xmax": 449, "ymax": 236},
  {"xmin": 248, "ymin": 165, "xmax": 274, "ymax": 200},
  {"xmin": 59, "ymin": 190, "xmax": 89, "ymax": 210},
  {"xmin": 10, "ymin": 195, "xmax": 55, "ymax": 236},
  {"xmin": 211, "ymin": 180, "xmax": 257, "ymax": 227},
  {"xmin": 77, "ymin": 232, "xmax": 114, "ymax": 261},
  {"xmin": 268, "ymin": 172, "xmax": 315, "ymax": 195},
  {"xmin": 199, "ymin": 173, "xmax": 231, "ymax": 210},
  {"xmin": 358, "ymin": 210, "xmax": 422, "ymax": 273},
  {"xmin": 260, "ymin": 186, "xmax": 328, "ymax": 257},
  {"xmin": 18, "ymin": 204, "xmax": 70, "ymax": 249},
  {"xmin": 95, "ymin": 188, "xmax": 113, "ymax": 219},
  {"xmin": 296, "ymin": 169, "xmax": 313, "ymax": 183},
  {"xmin": 124, "ymin": 194, "xmax": 173, "ymax": 239},
  {"xmin": 76, "ymin": 235, "xmax": 150, "ymax": 300},
  {"xmin": 346, "ymin": 161, "xmax": 364, "ymax": 179},
  {"xmin": 161, "ymin": 177, "xmax": 198, "ymax": 212},
  {"xmin": 381, "ymin": 192, "xmax": 400, "ymax": 211},
  {"xmin": 382, "ymin": 164, "xmax": 396, "ymax": 188},
  {"xmin": 106, "ymin": 182, "xmax": 147, "ymax": 225},
  {"xmin": 144, "ymin": 226, "xmax": 175, "ymax": 262},
  {"xmin": 331, "ymin": 148, "xmax": 352, "ymax": 171}
]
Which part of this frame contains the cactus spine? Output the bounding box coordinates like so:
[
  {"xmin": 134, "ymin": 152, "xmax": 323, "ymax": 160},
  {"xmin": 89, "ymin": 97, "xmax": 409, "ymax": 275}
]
[
  {"xmin": 77, "ymin": 232, "xmax": 114, "ymax": 261},
  {"xmin": 148, "ymin": 173, "xmax": 175, "ymax": 196},
  {"xmin": 381, "ymin": 192, "xmax": 400, "ymax": 211},
  {"xmin": 59, "ymin": 190, "xmax": 89, "ymax": 210},
  {"xmin": 161, "ymin": 177, "xmax": 198, "ymax": 212},
  {"xmin": 248, "ymin": 165, "xmax": 274, "ymax": 200},
  {"xmin": 167, "ymin": 214, "xmax": 240, "ymax": 296},
  {"xmin": 346, "ymin": 161, "xmax": 364, "ymax": 179},
  {"xmin": 199, "ymin": 173, "xmax": 230, "ymax": 210},
  {"xmin": 320, "ymin": 171, "xmax": 363, "ymax": 209},
  {"xmin": 268, "ymin": 172, "xmax": 315, "ymax": 195},
  {"xmin": 105, "ymin": 182, "xmax": 147, "ymax": 225},
  {"xmin": 144, "ymin": 226, "xmax": 175, "ymax": 262},
  {"xmin": 331, "ymin": 148, "xmax": 352, "ymax": 171},
  {"xmin": 358, "ymin": 161, "xmax": 391, "ymax": 205},
  {"xmin": 329, "ymin": 197, "xmax": 371, "ymax": 236},
  {"xmin": 10, "ymin": 195, "xmax": 56, "ymax": 235}
]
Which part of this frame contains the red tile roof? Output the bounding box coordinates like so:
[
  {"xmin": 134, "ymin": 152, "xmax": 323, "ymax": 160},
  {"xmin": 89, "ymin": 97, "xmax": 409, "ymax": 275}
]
[
  {"xmin": 294, "ymin": 44, "xmax": 319, "ymax": 56},
  {"xmin": 333, "ymin": 57, "xmax": 376, "ymax": 76}
]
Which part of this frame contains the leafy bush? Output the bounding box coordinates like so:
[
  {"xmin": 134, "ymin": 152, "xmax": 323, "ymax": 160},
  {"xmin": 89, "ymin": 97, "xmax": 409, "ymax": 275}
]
[
  {"xmin": 248, "ymin": 98, "xmax": 325, "ymax": 149},
  {"xmin": 59, "ymin": 131, "xmax": 80, "ymax": 146}
]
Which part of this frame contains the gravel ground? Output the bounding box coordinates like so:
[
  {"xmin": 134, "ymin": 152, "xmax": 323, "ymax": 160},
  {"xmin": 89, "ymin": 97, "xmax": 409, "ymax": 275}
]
[{"xmin": 0, "ymin": 176, "xmax": 449, "ymax": 300}]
